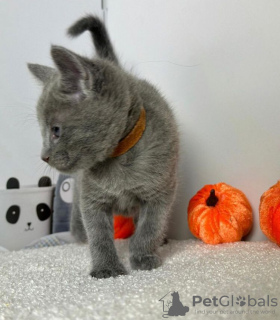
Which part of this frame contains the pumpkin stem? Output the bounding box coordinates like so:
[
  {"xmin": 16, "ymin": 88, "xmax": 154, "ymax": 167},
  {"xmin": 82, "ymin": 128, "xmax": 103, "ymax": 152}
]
[{"xmin": 206, "ymin": 189, "xmax": 219, "ymax": 207}]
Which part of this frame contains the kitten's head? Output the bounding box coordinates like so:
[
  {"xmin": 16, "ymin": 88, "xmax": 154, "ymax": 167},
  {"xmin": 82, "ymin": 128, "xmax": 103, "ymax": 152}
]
[{"xmin": 28, "ymin": 46, "xmax": 131, "ymax": 173}]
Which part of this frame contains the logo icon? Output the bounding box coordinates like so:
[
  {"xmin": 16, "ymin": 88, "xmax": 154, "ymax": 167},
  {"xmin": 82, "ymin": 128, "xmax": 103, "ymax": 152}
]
[
  {"xmin": 159, "ymin": 291, "xmax": 190, "ymax": 318},
  {"xmin": 236, "ymin": 296, "xmax": 246, "ymax": 307}
]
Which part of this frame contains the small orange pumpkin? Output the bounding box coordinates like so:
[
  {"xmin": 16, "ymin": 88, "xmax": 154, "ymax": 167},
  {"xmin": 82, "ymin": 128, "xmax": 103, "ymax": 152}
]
[
  {"xmin": 114, "ymin": 215, "xmax": 135, "ymax": 239},
  {"xmin": 188, "ymin": 183, "xmax": 253, "ymax": 244},
  {"xmin": 259, "ymin": 181, "xmax": 280, "ymax": 245}
]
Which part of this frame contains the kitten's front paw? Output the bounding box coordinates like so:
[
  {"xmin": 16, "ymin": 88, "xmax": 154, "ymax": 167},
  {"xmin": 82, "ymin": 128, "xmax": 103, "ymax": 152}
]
[
  {"xmin": 130, "ymin": 254, "xmax": 162, "ymax": 271},
  {"xmin": 90, "ymin": 264, "xmax": 127, "ymax": 279}
]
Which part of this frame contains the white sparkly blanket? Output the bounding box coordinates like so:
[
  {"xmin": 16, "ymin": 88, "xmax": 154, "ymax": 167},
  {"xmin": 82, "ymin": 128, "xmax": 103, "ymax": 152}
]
[{"xmin": 0, "ymin": 240, "xmax": 279, "ymax": 320}]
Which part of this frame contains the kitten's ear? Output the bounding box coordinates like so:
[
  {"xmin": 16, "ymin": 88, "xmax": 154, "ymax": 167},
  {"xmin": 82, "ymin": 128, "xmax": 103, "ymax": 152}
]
[
  {"xmin": 27, "ymin": 63, "xmax": 55, "ymax": 84},
  {"xmin": 51, "ymin": 45, "xmax": 90, "ymax": 99}
]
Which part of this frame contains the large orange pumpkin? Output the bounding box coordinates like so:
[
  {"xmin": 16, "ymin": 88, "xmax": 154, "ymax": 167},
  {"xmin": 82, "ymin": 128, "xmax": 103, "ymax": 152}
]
[
  {"xmin": 114, "ymin": 215, "xmax": 135, "ymax": 239},
  {"xmin": 188, "ymin": 183, "xmax": 253, "ymax": 244},
  {"xmin": 259, "ymin": 181, "xmax": 280, "ymax": 245}
]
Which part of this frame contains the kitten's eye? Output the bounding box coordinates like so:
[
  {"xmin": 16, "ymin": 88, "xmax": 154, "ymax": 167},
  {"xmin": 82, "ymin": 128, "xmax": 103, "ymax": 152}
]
[{"xmin": 51, "ymin": 126, "xmax": 60, "ymax": 138}]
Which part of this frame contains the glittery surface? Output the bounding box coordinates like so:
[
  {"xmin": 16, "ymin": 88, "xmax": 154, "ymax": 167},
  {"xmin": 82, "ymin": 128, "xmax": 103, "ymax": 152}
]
[{"xmin": 0, "ymin": 240, "xmax": 280, "ymax": 319}]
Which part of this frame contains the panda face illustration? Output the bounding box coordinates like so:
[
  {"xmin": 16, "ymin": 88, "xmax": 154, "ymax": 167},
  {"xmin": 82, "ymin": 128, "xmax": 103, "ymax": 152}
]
[
  {"xmin": 5, "ymin": 203, "xmax": 51, "ymax": 231},
  {"xmin": 0, "ymin": 177, "xmax": 54, "ymax": 250}
]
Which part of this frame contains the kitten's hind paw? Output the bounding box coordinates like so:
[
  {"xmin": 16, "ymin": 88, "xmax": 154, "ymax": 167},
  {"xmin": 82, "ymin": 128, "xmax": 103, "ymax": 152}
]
[
  {"xmin": 90, "ymin": 264, "xmax": 127, "ymax": 279},
  {"xmin": 130, "ymin": 254, "xmax": 162, "ymax": 271}
]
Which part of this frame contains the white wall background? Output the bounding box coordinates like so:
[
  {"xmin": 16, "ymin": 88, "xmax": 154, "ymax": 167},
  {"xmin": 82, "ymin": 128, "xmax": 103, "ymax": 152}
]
[
  {"xmin": 0, "ymin": 0, "xmax": 102, "ymax": 188},
  {"xmin": 1, "ymin": 0, "xmax": 280, "ymax": 241},
  {"xmin": 105, "ymin": 0, "xmax": 280, "ymax": 240}
]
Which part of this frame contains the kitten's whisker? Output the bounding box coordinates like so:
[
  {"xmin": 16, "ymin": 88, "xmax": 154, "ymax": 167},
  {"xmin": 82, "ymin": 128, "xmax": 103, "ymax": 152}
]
[
  {"xmin": 42, "ymin": 164, "xmax": 49, "ymax": 177},
  {"xmin": 35, "ymin": 161, "xmax": 45, "ymax": 174}
]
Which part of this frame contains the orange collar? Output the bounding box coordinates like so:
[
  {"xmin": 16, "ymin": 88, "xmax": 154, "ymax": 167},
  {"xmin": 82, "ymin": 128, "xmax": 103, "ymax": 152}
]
[{"xmin": 111, "ymin": 107, "xmax": 146, "ymax": 158}]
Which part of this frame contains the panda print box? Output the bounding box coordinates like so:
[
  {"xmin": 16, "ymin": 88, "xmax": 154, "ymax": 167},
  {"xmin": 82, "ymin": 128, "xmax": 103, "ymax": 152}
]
[{"xmin": 0, "ymin": 177, "xmax": 54, "ymax": 250}]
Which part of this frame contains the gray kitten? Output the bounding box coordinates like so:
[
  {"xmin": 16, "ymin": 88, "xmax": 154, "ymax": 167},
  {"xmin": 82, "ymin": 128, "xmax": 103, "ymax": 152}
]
[{"xmin": 28, "ymin": 16, "xmax": 179, "ymax": 278}]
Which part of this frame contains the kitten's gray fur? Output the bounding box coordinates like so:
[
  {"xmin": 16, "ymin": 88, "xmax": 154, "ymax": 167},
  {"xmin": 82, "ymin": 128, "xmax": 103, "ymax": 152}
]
[{"xmin": 28, "ymin": 15, "xmax": 179, "ymax": 278}]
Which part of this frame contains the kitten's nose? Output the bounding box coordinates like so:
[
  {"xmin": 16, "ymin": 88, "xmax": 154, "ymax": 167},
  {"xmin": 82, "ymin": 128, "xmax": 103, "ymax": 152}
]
[
  {"xmin": 42, "ymin": 156, "xmax": 49, "ymax": 163},
  {"xmin": 27, "ymin": 222, "xmax": 31, "ymax": 227}
]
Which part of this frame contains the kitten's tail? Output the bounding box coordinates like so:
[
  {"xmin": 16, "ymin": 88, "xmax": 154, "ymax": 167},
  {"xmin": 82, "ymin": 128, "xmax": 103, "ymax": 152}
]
[{"xmin": 67, "ymin": 15, "xmax": 119, "ymax": 64}]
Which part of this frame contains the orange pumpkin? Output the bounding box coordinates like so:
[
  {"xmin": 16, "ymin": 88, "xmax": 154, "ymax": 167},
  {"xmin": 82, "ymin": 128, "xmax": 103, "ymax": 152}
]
[
  {"xmin": 259, "ymin": 181, "xmax": 280, "ymax": 245},
  {"xmin": 188, "ymin": 183, "xmax": 253, "ymax": 244},
  {"xmin": 114, "ymin": 215, "xmax": 135, "ymax": 239}
]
